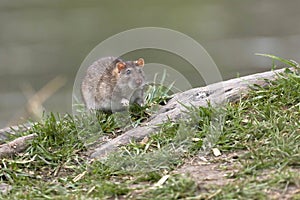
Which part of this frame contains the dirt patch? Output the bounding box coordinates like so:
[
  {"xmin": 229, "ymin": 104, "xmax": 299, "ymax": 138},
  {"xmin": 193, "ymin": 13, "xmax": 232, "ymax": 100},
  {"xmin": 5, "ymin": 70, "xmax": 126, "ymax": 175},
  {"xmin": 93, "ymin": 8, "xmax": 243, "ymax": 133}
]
[
  {"xmin": 174, "ymin": 151, "xmax": 300, "ymax": 199},
  {"xmin": 261, "ymin": 168, "xmax": 300, "ymax": 200},
  {"xmin": 174, "ymin": 151, "xmax": 243, "ymax": 189},
  {"xmin": 269, "ymin": 185, "xmax": 300, "ymax": 200}
]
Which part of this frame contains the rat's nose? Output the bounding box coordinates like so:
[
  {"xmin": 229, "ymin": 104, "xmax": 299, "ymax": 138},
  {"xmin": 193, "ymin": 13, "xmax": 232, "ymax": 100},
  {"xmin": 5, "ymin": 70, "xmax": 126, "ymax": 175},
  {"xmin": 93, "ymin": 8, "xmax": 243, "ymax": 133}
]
[{"xmin": 136, "ymin": 79, "xmax": 142, "ymax": 85}]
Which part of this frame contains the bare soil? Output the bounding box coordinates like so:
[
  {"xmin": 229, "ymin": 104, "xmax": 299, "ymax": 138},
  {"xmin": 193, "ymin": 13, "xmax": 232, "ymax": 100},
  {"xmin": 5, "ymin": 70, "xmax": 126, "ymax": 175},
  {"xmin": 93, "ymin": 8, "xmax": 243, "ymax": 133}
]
[{"xmin": 174, "ymin": 151, "xmax": 300, "ymax": 199}]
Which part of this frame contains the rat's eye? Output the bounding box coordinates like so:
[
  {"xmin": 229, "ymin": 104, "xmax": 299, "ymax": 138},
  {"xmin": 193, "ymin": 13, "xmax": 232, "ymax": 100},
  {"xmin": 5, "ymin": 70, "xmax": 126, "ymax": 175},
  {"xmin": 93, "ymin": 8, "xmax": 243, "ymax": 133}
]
[{"xmin": 126, "ymin": 69, "xmax": 131, "ymax": 75}]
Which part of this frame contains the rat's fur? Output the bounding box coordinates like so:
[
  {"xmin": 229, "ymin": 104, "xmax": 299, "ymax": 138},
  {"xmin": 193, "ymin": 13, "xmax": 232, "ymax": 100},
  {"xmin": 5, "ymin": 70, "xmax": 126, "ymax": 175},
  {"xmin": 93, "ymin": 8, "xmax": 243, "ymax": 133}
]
[{"xmin": 81, "ymin": 57, "xmax": 145, "ymax": 112}]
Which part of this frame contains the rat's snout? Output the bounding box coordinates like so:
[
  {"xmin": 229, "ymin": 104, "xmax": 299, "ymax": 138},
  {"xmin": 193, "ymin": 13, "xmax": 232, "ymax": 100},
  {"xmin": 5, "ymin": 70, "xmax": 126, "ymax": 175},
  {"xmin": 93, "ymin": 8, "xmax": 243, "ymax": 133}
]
[{"xmin": 136, "ymin": 79, "xmax": 143, "ymax": 85}]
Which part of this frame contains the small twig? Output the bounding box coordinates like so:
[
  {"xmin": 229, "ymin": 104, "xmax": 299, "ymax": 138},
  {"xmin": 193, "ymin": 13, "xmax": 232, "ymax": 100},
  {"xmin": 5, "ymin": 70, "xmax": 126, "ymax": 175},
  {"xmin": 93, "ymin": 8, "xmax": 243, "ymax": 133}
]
[
  {"xmin": 8, "ymin": 76, "xmax": 67, "ymax": 126},
  {"xmin": 24, "ymin": 76, "xmax": 67, "ymax": 118}
]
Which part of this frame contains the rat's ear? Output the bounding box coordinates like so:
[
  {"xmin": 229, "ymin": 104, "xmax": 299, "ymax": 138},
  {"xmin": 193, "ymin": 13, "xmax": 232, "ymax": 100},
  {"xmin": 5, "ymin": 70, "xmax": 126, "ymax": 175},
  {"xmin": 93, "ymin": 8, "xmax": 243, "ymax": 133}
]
[
  {"xmin": 116, "ymin": 61, "xmax": 126, "ymax": 72},
  {"xmin": 135, "ymin": 58, "xmax": 144, "ymax": 67}
]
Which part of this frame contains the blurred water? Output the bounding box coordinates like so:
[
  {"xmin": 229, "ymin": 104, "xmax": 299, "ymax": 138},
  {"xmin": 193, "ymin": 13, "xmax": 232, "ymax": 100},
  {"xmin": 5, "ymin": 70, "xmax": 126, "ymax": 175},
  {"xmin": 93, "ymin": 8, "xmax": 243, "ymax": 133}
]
[{"xmin": 1, "ymin": 0, "xmax": 300, "ymax": 127}]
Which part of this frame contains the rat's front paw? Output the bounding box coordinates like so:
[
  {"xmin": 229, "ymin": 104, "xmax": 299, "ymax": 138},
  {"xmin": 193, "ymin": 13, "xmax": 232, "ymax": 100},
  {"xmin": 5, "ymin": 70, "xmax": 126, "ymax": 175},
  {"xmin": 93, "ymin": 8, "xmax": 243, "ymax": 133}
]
[
  {"xmin": 136, "ymin": 99, "xmax": 144, "ymax": 107},
  {"xmin": 121, "ymin": 98, "xmax": 130, "ymax": 107}
]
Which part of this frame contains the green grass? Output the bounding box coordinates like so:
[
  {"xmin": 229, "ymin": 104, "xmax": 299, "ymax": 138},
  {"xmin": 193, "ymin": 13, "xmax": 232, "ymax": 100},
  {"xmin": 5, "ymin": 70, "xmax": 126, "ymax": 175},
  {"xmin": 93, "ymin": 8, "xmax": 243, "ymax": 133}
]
[{"xmin": 0, "ymin": 55, "xmax": 299, "ymax": 199}]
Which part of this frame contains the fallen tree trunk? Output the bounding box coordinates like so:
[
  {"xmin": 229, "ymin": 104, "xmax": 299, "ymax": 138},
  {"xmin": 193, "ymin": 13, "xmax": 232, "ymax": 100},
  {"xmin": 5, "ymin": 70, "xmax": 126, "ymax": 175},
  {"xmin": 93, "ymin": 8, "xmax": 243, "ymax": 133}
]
[
  {"xmin": 90, "ymin": 68, "xmax": 287, "ymax": 159},
  {"xmin": 0, "ymin": 133, "xmax": 37, "ymax": 158}
]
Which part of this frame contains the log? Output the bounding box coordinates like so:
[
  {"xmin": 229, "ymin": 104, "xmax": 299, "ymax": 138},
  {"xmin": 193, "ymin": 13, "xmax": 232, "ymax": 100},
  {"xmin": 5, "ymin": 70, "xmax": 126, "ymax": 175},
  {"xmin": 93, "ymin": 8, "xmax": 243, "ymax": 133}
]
[
  {"xmin": 0, "ymin": 133, "xmax": 37, "ymax": 158},
  {"xmin": 0, "ymin": 123, "xmax": 33, "ymax": 143},
  {"xmin": 90, "ymin": 68, "xmax": 287, "ymax": 159}
]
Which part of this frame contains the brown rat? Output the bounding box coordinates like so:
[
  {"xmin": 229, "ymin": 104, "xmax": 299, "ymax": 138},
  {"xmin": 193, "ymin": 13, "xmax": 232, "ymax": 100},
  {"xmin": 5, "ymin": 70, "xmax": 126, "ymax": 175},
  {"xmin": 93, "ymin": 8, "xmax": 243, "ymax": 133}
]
[{"xmin": 81, "ymin": 57, "xmax": 145, "ymax": 112}]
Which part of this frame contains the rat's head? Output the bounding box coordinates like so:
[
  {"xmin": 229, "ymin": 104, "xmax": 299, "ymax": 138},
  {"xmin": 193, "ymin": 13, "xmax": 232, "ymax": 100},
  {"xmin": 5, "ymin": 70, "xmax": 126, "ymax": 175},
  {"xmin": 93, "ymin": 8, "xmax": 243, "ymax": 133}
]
[{"xmin": 113, "ymin": 58, "xmax": 145, "ymax": 90}]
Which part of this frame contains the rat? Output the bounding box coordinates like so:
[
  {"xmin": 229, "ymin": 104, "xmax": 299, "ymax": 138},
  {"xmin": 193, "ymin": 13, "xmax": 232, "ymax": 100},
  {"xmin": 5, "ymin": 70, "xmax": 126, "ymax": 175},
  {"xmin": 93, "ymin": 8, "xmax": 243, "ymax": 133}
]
[{"xmin": 81, "ymin": 57, "xmax": 145, "ymax": 112}]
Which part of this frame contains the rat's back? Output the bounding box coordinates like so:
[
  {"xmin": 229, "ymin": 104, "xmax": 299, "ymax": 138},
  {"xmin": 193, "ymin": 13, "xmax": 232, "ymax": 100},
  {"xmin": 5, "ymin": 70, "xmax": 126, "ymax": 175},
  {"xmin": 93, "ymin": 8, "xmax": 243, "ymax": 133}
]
[{"xmin": 81, "ymin": 57, "xmax": 118, "ymax": 109}]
